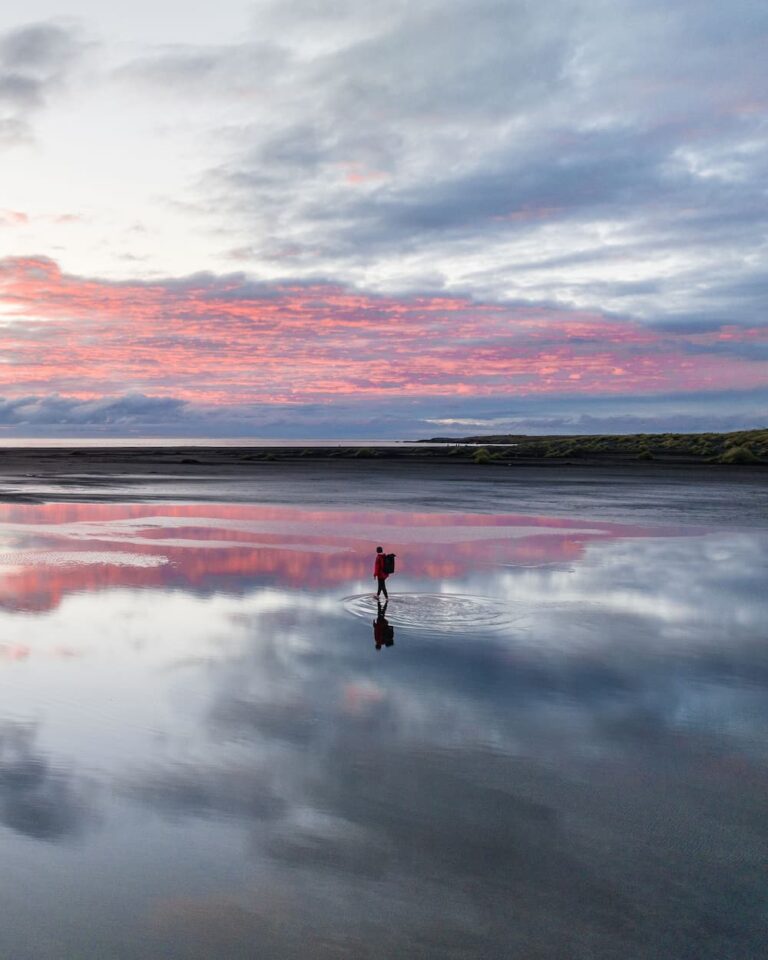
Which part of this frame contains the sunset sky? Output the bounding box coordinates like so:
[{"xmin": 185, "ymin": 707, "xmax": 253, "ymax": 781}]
[{"xmin": 0, "ymin": 0, "xmax": 766, "ymax": 437}]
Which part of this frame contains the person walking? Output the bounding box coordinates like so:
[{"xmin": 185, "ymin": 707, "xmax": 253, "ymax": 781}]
[{"xmin": 373, "ymin": 545, "xmax": 389, "ymax": 600}]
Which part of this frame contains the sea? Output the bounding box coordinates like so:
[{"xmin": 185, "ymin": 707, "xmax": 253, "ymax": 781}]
[{"xmin": 0, "ymin": 437, "xmax": 448, "ymax": 447}]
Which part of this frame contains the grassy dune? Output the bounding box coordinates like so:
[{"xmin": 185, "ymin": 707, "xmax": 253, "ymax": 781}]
[{"xmin": 419, "ymin": 428, "xmax": 768, "ymax": 464}]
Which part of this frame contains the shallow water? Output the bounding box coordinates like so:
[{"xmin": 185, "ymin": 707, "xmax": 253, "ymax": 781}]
[{"xmin": 0, "ymin": 497, "xmax": 765, "ymax": 958}]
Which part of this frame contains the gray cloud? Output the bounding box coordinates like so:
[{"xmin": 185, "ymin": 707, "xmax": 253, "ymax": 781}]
[
  {"xmin": 417, "ymin": 386, "xmax": 768, "ymax": 437},
  {"xmin": 0, "ymin": 22, "xmax": 79, "ymax": 72},
  {"xmin": 117, "ymin": 42, "xmax": 288, "ymax": 95},
  {"xmin": 0, "ymin": 115, "xmax": 27, "ymax": 145},
  {"xmin": 0, "ymin": 73, "xmax": 43, "ymax": 109},
  {"xmin": 0, "ymin": 392, "xmax": 188, "ymax": 429},
  {"xmin": 0, "ymin": 387, "xmax": 764, "ymax": 439},
  {"xmin": 0, "ymin": 22, "xmax": 84, "ymax": 144},
  {"xmin": 115, "ymin": 0, "xmax": 768, "ymax": 332}
]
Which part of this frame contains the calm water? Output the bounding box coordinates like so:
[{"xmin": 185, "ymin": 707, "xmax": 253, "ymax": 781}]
[
  {"xmin": 0, "ymin": 438, "xmax": 443, "ymax": 447},
  {"xmin": 0, "ymin": 499, "xmax": 765, "ymax": 958}
]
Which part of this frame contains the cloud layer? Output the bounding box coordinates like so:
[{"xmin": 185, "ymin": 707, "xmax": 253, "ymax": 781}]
[
  {"xmin": 0, "ymin": 1, "xmax": 765, "ymax": 434},
  {"xmin": 0, "ymin": 21, "xmax": 82, "ymax": 145},
  {"xmin": 0, "ymin": 255, "xmax": 765, "ymax": 435}
]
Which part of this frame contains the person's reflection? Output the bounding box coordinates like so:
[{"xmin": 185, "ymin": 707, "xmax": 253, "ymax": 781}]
[{"xmin": 373, "ymin": 600, "xmax": 394, "ymax": 651}]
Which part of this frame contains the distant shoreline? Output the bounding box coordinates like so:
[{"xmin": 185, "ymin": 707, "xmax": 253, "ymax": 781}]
[
  {"xmin": 0, "ymin": 427, "xmax": 763, "ymax": 465},
  {"xmin": 0, "ymin": 427, "xmax": 763, "ymax": 468},
  {"xmin": 0, "ymin": 428, "xmax": 762, "ymax": 508},
  {"xmin": 415, "ymin": 427, "xmax": 768, "ymax": 465},
  {"xmin": 0, "ymin": 440, "xmax": 764, "ymax": 477}
]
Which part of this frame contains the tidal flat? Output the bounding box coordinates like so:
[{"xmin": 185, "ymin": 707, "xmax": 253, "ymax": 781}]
[{"xmin": 0, "ymin": 460, "xmax": 765, "ymax": 959}]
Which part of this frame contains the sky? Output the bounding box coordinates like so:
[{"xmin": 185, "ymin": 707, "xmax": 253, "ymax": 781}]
[{"xmin": 0, "ymin": 0, "xmax": 765, "ymax": 438}]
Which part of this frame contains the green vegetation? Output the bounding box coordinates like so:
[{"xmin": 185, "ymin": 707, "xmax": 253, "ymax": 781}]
[
  {"xmin": 424, "ymin": 428, "xmax": 767, "ymax": 464},
  {"xmin": 714, "ymin": 445, "xmax": 761, "ymax": 464},
  {"xmin": 167, "ymin": 428, "xmax": 766, "ymax": 468}
]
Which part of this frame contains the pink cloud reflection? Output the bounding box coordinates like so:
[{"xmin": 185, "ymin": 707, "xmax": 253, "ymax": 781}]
[{"xmin": 0, "ymin": 502, "xmax": 693, "ymax": 613}]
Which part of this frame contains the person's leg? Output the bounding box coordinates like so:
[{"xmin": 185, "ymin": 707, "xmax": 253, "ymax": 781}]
[
  {"xmin": 381, "ymin": 578, "xmax": 388, "ymax": 600},
  {"xmin": 376, "ymin": 577, "xmax": 383, "ymax": 597}
]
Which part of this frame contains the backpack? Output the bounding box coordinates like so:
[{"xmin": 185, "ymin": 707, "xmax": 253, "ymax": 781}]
[{"xmin": 384, "ymin": 553, "xmax": 396, "ymax": 575}]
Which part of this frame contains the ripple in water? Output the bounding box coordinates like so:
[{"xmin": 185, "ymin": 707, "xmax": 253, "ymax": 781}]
[{"xmin": 342, "ymin": 592, "xmax": 523, "ymax": 633}]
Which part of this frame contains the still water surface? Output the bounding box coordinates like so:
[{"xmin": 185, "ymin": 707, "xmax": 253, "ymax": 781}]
[{"xmin": 0, "ymin": 501, "xmax": 765, "ymax": 958}]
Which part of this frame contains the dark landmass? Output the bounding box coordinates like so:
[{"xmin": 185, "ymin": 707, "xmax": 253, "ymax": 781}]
[
  {"xmin": 0, "ymin": 427, "xmax": 762, "ymax": 486},
  {"xmin": 419, "ymin": 427, "xmax": 768, "ymax": 464},
  {"xmin": 0, "ymin": 429, "xmax": 763, "ymax": 493},
  {"xmin": 0, "ymin": 446, "xmax": 765, "ymax": 524},
  {"xmin": 0, "ymin": 435, "xmax": 760, "ymax": 486}
]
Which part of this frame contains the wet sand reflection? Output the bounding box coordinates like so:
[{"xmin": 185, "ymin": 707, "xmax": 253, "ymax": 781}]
[
  {"xmin": 0, "ymin": 502, "xmax": 695, "ymax": 611},
  {"xmin": 0, "ymin": 501, "xmax": 763, "ymax": 958}
]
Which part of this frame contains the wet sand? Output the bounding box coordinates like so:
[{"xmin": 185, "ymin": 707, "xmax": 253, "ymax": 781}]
[
  {"xmin": 0, "ymin": 447, "xmax": 764, "ymax": 528},
  {"xmin": 0, "ymin": 495, "xmax": 765, "ymax": 958},
  {"xmin": 0, "ymin": 462, "xmax": 765, "ymax": 958}
]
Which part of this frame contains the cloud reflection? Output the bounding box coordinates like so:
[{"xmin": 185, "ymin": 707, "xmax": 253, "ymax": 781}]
[
  {"xmin": 0, "ymin": 721, "xmax": 95, "ymax": 841},
  {"xmin": 0, "ymin": 501, "xmax": 765, "ymax": 955},
  {"xmin": 124, "ymin": 527, "xmax": 768, "ymax": 955},
  {"xmin": 0, "ymin": 501, "xmax": 692, "ymax": 611}
]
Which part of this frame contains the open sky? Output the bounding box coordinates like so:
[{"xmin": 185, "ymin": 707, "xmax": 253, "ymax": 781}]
[{"xmin": 0, "ymin": 0, "xmax": 766, "ymax": 437}]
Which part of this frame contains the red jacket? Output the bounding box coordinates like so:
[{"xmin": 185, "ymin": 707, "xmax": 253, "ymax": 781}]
[{"xmin": 374, "ymin": 553, "xmax": 388, "ymax": 579}]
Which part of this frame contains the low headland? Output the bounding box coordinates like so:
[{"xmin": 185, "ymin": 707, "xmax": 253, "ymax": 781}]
[
  {"xmin": 417, "ymin": 427, "xmax": 768, "ymax": 465},
  {"xmin": 0, "ymin": 428, "xmax": 764, "ymax": 476}
]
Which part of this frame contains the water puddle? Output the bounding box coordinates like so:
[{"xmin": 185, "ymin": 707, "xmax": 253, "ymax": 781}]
[
  {"xmin": 0, "ymin": 498, "xmax": 763, "ymax": 958},
  {"xmin": 343, "ymin": 592, "xmax": 527, "ymax": 633}
]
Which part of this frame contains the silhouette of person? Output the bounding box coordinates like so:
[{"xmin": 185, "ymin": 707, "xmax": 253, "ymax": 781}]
[
  {"xmin": 373, "ymin": 600, "xmax": 394, "ymax": 650},
  {"xmin": 373, "ymin": 545, "xmax": 389, "ymax": 600}
]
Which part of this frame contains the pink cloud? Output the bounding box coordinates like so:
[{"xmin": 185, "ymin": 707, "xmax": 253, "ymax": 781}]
[
  {"xmin": 0, "ymin": 256, "xmax": 765, "ymax": 404},
  {"xmin": 0, "ymin": 211, "xmax": 29, "ymax": 226}
]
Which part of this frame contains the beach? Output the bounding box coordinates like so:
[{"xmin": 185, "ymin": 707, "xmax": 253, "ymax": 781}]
[
  {"xmin": 0, "ymin": 455, "xmax": 763, "ymax": 957},
  {"xmin": 0, "ymin": 446, "xmax": 765, "ymax": 522}
]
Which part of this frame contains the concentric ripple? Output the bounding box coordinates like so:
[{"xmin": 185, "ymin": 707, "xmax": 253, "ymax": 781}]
[{"xmin": 342, "ymin": 592, "xmax": 524, "ymax": 633}]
